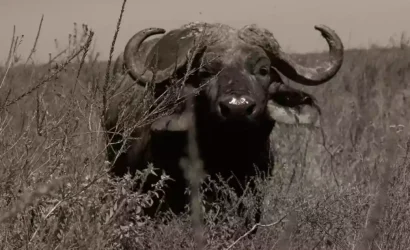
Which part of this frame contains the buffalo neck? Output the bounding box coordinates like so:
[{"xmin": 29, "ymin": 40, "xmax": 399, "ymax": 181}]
[{"xmin": 195, "ymin": 114, "xmax": 274, "ymax": 176}]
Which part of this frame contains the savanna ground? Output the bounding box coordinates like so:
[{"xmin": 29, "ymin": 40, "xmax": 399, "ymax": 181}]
[{"xmin": 1, "ymin": 3, "xmax": 410, "ymax": 250}]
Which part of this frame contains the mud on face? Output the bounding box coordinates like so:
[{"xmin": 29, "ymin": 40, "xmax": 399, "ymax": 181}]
[{"xmin": 196, "ymin": 43, "xmax": 273, "ymax": 124}]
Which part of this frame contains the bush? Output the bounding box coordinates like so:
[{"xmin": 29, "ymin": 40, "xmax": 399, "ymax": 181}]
[{"xmin": 1, "ymin": 2, "xmax": 410, "ymax": 249}]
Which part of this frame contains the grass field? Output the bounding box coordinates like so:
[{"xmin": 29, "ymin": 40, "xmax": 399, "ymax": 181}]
[{"xmin": 1, "ymin": 5, "xmax": 410, "ymax": 250}]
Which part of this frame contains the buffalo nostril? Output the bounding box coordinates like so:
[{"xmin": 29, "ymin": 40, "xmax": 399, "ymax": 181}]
[
  {"xmin": 219, "ymin": 102, "xmax": 231, "ymax": 118},
  {"xmin": 246, "ymin": 103, "xmax": 256, "ymax": 116}
]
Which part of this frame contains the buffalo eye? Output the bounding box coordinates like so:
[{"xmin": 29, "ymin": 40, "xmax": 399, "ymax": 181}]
[
  {"xmin": 198, "ymin": 68, "xmax": 213, "ymax": 78},
  {"xmin": 258, "ymin": 66, "xmax": 269, "ymax": 76}
]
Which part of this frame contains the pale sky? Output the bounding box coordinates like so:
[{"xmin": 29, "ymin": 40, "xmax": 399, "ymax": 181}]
[{"xmin": 1, "ymin": 0, "xmax": 409, "ymax": 63}]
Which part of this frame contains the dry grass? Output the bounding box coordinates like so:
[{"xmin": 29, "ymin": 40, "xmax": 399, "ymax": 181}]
[{"xmin": 1, "ymin": 3, "xmax": 410, "ymax": 249}]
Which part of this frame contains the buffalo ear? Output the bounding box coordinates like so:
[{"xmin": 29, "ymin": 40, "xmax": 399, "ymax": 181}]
[{"xmin": 267, "ymin": 83, "xmax": 321, "ymax": 127}]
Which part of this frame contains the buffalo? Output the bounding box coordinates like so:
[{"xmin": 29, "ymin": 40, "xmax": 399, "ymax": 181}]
[{"xmin": 103, "ymin": 22, "xmax": 344, "ymax": 228}]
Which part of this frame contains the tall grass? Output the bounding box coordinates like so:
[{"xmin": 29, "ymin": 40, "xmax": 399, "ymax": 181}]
[{"xmin": 1, "ymin": 3, "xmax": 410, "ymax": 249}]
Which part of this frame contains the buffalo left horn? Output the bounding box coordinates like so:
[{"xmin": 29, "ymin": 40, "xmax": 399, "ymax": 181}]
[{"xmin": 238, "ymin": 24, "xmax": 344, "ymax": 86}]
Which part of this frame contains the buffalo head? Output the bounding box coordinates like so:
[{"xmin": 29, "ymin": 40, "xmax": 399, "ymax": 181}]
[{"xmin": 121, "ymin": 22, "xmax": 343, "ymax": 131}]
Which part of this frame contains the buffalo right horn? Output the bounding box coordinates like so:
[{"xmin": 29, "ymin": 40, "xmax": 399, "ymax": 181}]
[
  {"xmin": 123, "ymin": 28, "xmax": 167, "ymax": 86},
  {"xmin": 124, "ymin": 24, "xmax": 209, "ymax": 88}
]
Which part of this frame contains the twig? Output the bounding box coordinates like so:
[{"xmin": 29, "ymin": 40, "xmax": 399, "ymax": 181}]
[
  {"xmin": 47, "ymin": 48, "xmax": 68, "ymax": 65},
  {"xmin": 0, "ymin": 38, "xmax": 91, "ymax": 112},
  {"xmin": 5, "ymin": 25, "xmax": 16, "ymax": 67},
  {"xmin": 275, "ymin": 211, "xmax": 298, "ymax": 250},
  {"xmin": 1, "ymin": 30, "xmax": 23, "ymax": 90},
  {"xmin": 25, "ymin": 14, "xmax": 44, "ymax": 66},
  {"xmin": 177, "ymin": 33, "xmax": 209, "ymax": 250},
  {"xmin": 102, "ymin": 0, "xmax": 127, "ymax": 120},
  {"xmin": 75, "ymin": 29, "xmax": 95, "ymax": 82},
  {"xmin": 184, "ymin": 92, "xmax": 206, "ymax": 250},
  {"xmin": 224, "ymin": 214, "xmax": 288, "ymax": 250}
]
